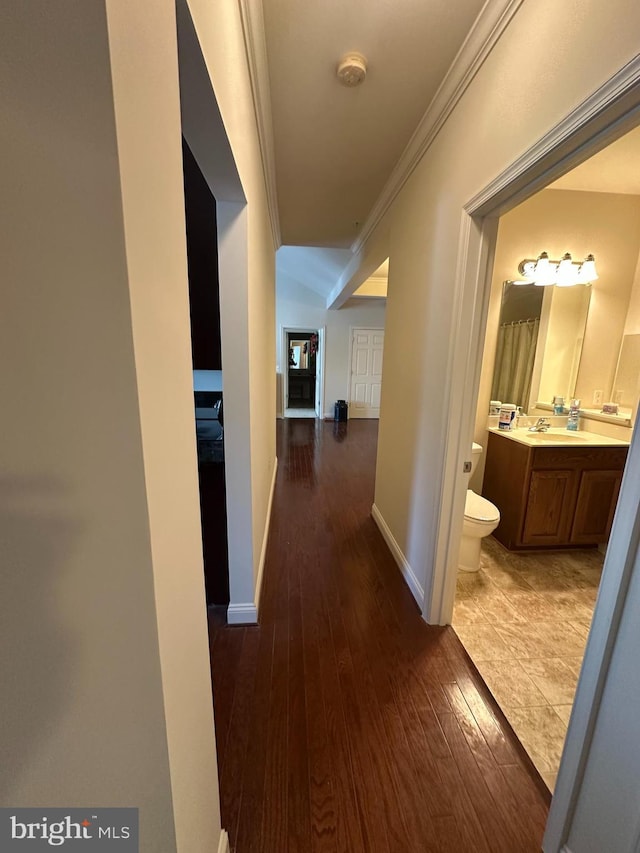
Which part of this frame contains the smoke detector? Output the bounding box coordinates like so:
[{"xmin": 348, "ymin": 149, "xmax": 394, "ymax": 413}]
[{"xmin": 337, "ymin": 53, "xmax": 367, "ymax": 87}]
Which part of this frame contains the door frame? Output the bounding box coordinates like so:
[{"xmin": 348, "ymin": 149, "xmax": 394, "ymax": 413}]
[
  {"xmin": 429, "ymin": 57, "xmax": 640, "ymax": 851},
  {"xmin": 348, "ymin": 326, "xmax": 385, "ymax": 419},
  {"xmin": 280, "ymin": 325, "xmax": 326, "ymax": 417}
]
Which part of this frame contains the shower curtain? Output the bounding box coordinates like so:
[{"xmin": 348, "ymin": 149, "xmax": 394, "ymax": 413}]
[{"xmin": 491, "ymin": 318, "xmax": 540, "ymax": 408}]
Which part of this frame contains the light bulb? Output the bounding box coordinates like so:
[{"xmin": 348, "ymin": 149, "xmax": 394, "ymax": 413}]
[
  {"xmin": 533, "ymin": 252, "xmax": 556, "ymax": 286},
  {"xmin": 577, "ymin": 254, "xmax": 598, "ymax": 284},
  {"xmin": 556, "ymin": 253, "xmax": 579, "ymax": 287}
]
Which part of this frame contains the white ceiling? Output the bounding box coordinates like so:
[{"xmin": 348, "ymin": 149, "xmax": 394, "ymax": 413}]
[
  {"xmin": 276, "ymin": 245, "xmax": 354, "ymax": 297},
  {"xmin": 263, "ymin": 0, "xmax": 486, "ymax": 249}
]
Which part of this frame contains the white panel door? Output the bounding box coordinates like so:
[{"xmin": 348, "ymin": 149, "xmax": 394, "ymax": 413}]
[{"xmin": 349, "ymin": 328, "xmax": 384, "ymax": 418}]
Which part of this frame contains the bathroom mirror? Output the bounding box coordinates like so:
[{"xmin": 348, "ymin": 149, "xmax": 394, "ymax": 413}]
[
  {"xmin": 530, "ymin": 285, "xmax": 592, "ymax": 408},
  {"xmin": 490, "ymin": 282, "xmax": 591, "ymax": 412},
  {"xmin": 288, "ymin": 339, "xmax": 309, "ymax": 370}
]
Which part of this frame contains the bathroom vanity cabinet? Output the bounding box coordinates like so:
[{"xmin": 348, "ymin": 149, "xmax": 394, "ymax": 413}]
[{"xmin": 483, "ymin": 431, "xmax": 628, "ymax": 550}]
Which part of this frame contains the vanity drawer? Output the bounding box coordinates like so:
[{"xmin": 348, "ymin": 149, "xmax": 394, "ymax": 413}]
[{"xmin": 530, "ymin": 446, "xmax": 628, "ymax": 471}]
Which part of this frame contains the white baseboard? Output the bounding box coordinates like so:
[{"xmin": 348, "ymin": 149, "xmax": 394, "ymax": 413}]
[
  {"xmin": 226, "ymin": 457, "xmax": 278, "ymax": 627},
  {"xmin": 371, "ymin": 503, "xmax": 425, "ymax": 609},
  {"xmin": 218, "ymin": 829, "xmax": 230, "ymax": 853},
  {"xmin": 227, "ymin": 603, "xmax": 258, "ymax": 625}
]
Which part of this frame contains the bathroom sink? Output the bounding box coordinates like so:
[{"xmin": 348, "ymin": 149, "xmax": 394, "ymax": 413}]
[
  {"xmin": 527, "ymin": 431, "xmax": 589, "ymax": 443},
  {"xmin": 487, "ymin": 426, "xmax": 630, "ymax": 449}
]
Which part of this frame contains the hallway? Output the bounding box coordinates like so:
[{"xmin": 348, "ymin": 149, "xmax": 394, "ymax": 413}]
[{"xmin": 209, "ymin": 419, "xmax": 549, "ymax": 852}]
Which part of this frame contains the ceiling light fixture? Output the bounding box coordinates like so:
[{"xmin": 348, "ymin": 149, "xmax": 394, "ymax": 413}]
[
  {"xmin": 511, "ymin": 252, "xmax": 598, "ymax": 286},
  {"xmin": 337, "ymin": 53, "xmax": 367, "ymax": 87}
]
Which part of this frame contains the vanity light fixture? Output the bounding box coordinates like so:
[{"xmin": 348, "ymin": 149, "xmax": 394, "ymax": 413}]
[{"xmin": 511, "ymin": 252, "xmax": 598, "ymax": 286}]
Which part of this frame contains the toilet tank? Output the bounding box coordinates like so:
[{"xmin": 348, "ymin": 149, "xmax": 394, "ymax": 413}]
[{"xmin": 471, "ymin": 442, "xmax": 483, "ymax": 475}]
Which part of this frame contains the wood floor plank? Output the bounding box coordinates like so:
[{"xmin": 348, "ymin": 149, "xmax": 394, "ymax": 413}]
[
  {"xmin": 437, "ymin": 710, "xmax": 535, "ymax": 852},
  {"xmin": 287, "ymin": 542, "xmax": 312, "ymax": 853},
  {"xmin": 231, "ymin": 624, "xmax": 276, "ymax": 853},
  {"xmin": 217, "ymin": 627, "xmax": 261, "ymax": 843},
  {"xmin": 260, "ymin": 616, "xmax": 289, "ymax": 853},
  {"xmin": 322, "ymin": 563, "xmax": 394, "ymax": 853},
  {"xmin": 208, "ymin": 420, "xmax": 549, "ymax": 852},
  {"xmin": 299, "ymin": 561, "xmax": 339, "ymax": 853},
  {"xmin": 209, "ymin": 624, "xmax": 244, "ymax": 770}
]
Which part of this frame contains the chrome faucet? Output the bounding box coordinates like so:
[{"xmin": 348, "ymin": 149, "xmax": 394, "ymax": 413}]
[{"xmin": 529, "ymin": 417, "xmax": 551, "ymax": 433}]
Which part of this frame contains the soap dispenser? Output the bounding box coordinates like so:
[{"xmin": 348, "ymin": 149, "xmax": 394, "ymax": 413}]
[{"xmin": 567, "ymin": 398, "xmax": 581, "ymax": 431}]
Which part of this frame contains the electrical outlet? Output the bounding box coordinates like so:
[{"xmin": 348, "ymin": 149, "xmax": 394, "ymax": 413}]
[
  {"xmin": 463, "ymin": 460, "xmax": 472, "ymax": 473},
  {"xmin": 593, "ymin": 389, "xmax": 603, "ymax": 406}
]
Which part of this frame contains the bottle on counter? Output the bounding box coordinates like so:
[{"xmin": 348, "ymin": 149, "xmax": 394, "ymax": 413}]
[
  {"xmin": 498, "ymin": 403, "xmax": 517, "ymax": 430},
  {"xmin": 489, "ymin": 400, "xmax": 502, "ymax": 416},
  {"xmin": 567, "ymin": 398, "xmax": 581, "ymax": 431},
  {"xmin": 553, "ymin": 395, "xmax": 565, "ymax": 415}
]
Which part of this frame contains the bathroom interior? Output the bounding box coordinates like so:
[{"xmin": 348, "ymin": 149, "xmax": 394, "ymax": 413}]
[{"xmin": 453, "ymin": 124, "xmax": 640, "ymax": 792}]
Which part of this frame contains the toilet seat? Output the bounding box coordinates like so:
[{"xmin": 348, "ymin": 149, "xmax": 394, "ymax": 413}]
[{"xmin": 464, "ymin": 489, "xmax": 500, "ymax": 524}]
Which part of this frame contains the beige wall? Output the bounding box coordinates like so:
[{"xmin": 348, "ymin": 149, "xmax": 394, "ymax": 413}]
[
  {"xmin": 1, "ymin": 0, "xmax": 276, "ymax": 849},
  {"xmin": 368, "ymin": 0, "xmax": 640, "ymax": 605}
]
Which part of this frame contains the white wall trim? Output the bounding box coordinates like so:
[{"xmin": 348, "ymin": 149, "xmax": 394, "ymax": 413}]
[
  {"xmin": 227, "ymin": 455, "xmax": 278, "ymax": 626},
  {"xmin": 237, "ymin": 0, "xmax": 281, "ymax": 248},
  {"xmin": 217, "ymin": 829, "xmax": 230, "ymax": 853},
  {"xmin": 351, "ymin": 0, "xmax": 525, "ymax": 255},
  {"xmin": 371, "ymin": 503, "xmax": 424, "ymax": 609},
  {"xmin": 466, "ymin": 53, "xmax": 640, "ymax": 218},
  {"xmin": 255, "ymin": 456, "xmax": 278, "ymax": 617},
  {"xmin": 280, "ymin": 325, "xmax": 326, "ymax": 418},
  {"xmin": 227, "ymin": 602, "xmax": 258, "ymax": 625}
]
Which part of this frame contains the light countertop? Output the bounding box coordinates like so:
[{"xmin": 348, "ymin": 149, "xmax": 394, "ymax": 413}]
[{"xmin": 487, "ymin": 426, "xmax": 630, "ymax": 448}]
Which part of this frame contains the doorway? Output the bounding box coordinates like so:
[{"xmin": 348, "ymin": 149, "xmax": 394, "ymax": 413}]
[
  {"xmin": 450, "ymin": 124, "xmax": 640, "ymax": 791},
  {"xmin": 420, "ymin": 64, "xmax": 640, "ymax": 848},
  {"xmin": 282, "ymin": 326, "xmax": 325, "ymax": 418}
]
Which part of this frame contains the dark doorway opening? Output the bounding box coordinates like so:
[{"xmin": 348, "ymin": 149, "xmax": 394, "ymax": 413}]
[
  {"xmin": 182, "ymin": 136, "xmax": 229, "ymax": 606},
  {"xmin": 287, "ymin": 330, "xmax": 318, "ymax": 410}
]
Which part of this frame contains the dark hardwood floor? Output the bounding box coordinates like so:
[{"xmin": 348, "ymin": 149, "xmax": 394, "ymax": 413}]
[{"xmin": 209, "ymin": 419, "xmax": 549, "ymax": 852}]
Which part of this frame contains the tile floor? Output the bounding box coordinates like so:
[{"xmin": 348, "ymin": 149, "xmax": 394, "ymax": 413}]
[
  {"xmin": 284, "ymin": 407, "xmax": 317, "ymax": 418},
  {"xmin": 452, "ymin": 535, "xmax": 603, "ymax": 792}
]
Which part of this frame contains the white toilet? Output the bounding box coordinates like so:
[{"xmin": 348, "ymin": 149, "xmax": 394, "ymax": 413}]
[{"xmin": 458, "ymin": 443, "xmax": 500, "ymax": 573}]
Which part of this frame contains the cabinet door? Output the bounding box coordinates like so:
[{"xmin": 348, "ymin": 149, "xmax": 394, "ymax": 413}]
[
  {"xmin": 522, "ymin": 469, "xmax": 577, "ymax": 546},
  {"xmin": 570, "ymin": 470, "xmax": 622, "ymax": 545}
]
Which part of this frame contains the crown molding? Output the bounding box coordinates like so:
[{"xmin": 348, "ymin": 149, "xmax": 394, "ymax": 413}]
[
  {"xmin": 351, "ymin": 0, "xmax": 525, "ymax": 255},
  {"xmin": 238, "ymin": 0, "xmax": 281, "ymax": 248}
]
